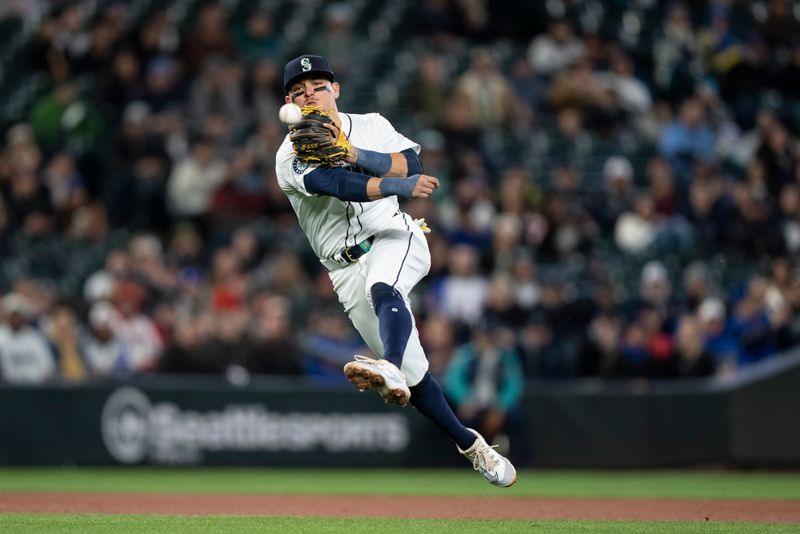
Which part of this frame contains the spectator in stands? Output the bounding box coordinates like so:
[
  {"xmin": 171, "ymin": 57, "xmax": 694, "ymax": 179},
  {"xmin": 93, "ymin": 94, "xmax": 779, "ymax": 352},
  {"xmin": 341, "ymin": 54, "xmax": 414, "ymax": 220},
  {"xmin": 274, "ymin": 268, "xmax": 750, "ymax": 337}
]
[
  {"xmin": 527, "ymin": 17, "xmax": 585, "ymax": 77},
  {"xmin": 408, "ymin": 53, "xmax": 452, "ymax": 126},
  {"xmin": 83, "ymin": 248, "xmax": 129, "ymax": 304},
  {"xmin": 211, "ymin": 148, "xmax": 267, "ymax": 229},
  {"xmin": 684, "ymin": 162, "xmax": 731, "ymax": 254},
  {"xmin": 181, "ymin": 2, "xmax": 237, "ymax": 73},
  {"xmin": 518, "ymin": 311, "xmax": 562, "ymax": 378},
  {"xmin": 443, "ymin": 318, "xmax": 527, "ymax": 464},
  {"xmin": 728, "ymin": 162, "xmax": 785, "ymax": 256},
  {"xmin": 167, "ymin": 134, "xmax": 227, "ymax": 238},
  {"xmin": 647, "ymin": 157, "xmax": 680, "ymax": 215},
  {"xmin": 439, "ymin": 175, "xmax": 495, "ymax": 252},
  {"xmin": 482, "ymin": 273, "xmax": 525, "ymax": 331},
  {"xmin": 594, "ymin": 50, "xmax": 653, "ymax": 117},
  {"xmin": 309, "ymin": 3, "xmax": 358, "ymax": 85},
  {"xmin": 718, "ymin": 35, "xmax": 770, "ymax": 130},
  {"xmin": 758, "ymin": 0, "xmax": 800, "ymax": 54},
  {"xmin": 725, "ymin": 108, "xmax": 777, "ymax": 169},
  {"xmin": 756, "ymin": 121, "xmax": 797, "ymax": 201},
  {"xmin": 778, "ymin": 183, "xmax": 800, "ymax": 258},
  {"xmin": 135, "ymin": 8, "xmax": 179, "ymax": 66},
  {"xmin": 507, "ymin": 55, "xmax": 548, "ymax": 116},
  {"xmin": 489, "ymin": 212, "xmax": 523, "ymax": 273},
  {"xmin": 652, "ymin": 3, "xmax": 698, "ymax": 100},
  {"xmin": 234, "ymin": 9, "xmax": 279, "ymax": 63},
  {"xmin": 539, "ymin": 189, "xmax": 597, "ymax": 260},
  {"xmin": 107, "ymin": 279, "xmax": 163, "ymax": 373},
  {"xmin": 80, "ymin": 301, "xmax": 131, "ymax": 378},
  {"xmin": 614, "ymin": 191, "xmax": 658, "ymax": 255},
  {"xmin": 681, "ymin": 260, "xmax": 717, "ymax": 312},
  {"xmin": 0, "ymin": 293, "xmax": 56, "ymax": 384},
  {"xmin": 730, "ymin": 276, "xmax": 781, "ymax": 366},
  {"xmin": 698, "ymin": 296, "xmax": 739, "ymax": 372},
  {"xmin": 300, "ymin": 304, "xmax": 370, "ymax": 383},
  {"xmin": 591, "ymin": 155, "xmax": 635, "ymax": 233},
  {"xmin": 659, "ymin": 97, "xmax": 717, "ymax": 175},
  {"xmin": 637, "ymin": 260, "xmax": 675, "ymax": 319},
  {"xmin": 578, "ymin": 310, "xmax": 625, "ymax": 378},
  {"xmin": 548, "ymin": 61, "xmax": 621, "ymax": 132},
  {"xmin": 420, "ymin": 313, "xmax": 458, "ymax": 378},
  {"xmin": 435, "ymin": 92, "xmax": 492, "ymax": 180},
  {"xmin": 253, "ymin": 252, "xmax": 309, "ymax": 325},
  {"xmin": 246, "ymin": 294, "xmax": 302, "ymax": 375},
  {"xmin": 142, "ymin": 56, "xmax": 184, "ymax": 115},
  {"xmin": 42, "ymin": 151, "xmax": 88, "ymax": 228},
  {"xmin": 619, "ymin": 302, "xmax": 673, "ymax": 378},
  {"xmin": 244, "ymin": 58, "xmax": 282, "ymax": 125},
  {"xmin": 189, "ymin": 56, "xmax": 246, "ymax": 135},
  {"xmin": 28, "ymin": 82, "xmax": 104, "ymax": 154},
  {"xmin": 71, "ymin": 16, "xmax": 120, "ymax": 76},
  {"xmin": 667, "ymin": 314, "xmax": 717, "ymax": 378},
  {"xmin": 773, "ymin": 38, "xmax": 800, "ymax": 97},
  {"xmin": 210, "ymin": 307, "xmax": 251, "ymax": 376},
  {"xmin": 0, "ymin": 193, "xmax": 9, "ymax": 255},
  {"xmin": 436, "ymin": 244, "xmax": 489, "ymax": 327},
  {"xmin": 765, "ymin": 255, "xmax": 797, "ymax": 350},
  {"xmin": 509, "ymin": 252, "xmax": 541, "ymax": 313},
  {"xmin": 159, "ymin": 312, "xmax": 219, "ymax": 374},
  {"xmin": 106, "ymin": 102, "xmax": 171, "ymax": 230},
  {"xmin": 454, "ymin": 47, "xmax": 515, "ymax": 128},
  {"xmin": 43, "ymin": 300, "xmax": 86, "ymax": 382},
  {"xmin": 208, "ymin": 247, "xmax": 249, "ymax": 314}
]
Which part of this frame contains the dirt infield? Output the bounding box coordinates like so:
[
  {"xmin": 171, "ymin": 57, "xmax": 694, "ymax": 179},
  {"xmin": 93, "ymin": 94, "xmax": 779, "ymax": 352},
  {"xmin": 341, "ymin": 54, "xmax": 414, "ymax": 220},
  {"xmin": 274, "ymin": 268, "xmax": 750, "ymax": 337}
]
[{"xmin": 1, "ymin": 492, "xmax": 799, "ymax": 523}]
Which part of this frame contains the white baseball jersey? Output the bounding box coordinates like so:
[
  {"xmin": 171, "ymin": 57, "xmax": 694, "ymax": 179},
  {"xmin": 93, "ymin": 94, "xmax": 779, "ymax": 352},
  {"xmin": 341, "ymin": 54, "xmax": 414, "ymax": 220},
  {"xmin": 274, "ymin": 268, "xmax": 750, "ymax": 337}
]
[
  {"xmin": 276, "ymin": 112, "xmax": 418, "ymax": 260},
  {"xmin": 275, "ymin": 112, "xmax": 431, "ymax": 385}
]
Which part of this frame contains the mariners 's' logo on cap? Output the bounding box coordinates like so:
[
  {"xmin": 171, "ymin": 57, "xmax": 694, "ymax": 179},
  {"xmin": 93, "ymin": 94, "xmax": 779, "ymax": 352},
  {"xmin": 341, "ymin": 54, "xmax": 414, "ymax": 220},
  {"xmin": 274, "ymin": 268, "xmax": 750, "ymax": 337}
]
[
  {"xmin": 301, "ymin": 57, "xmax": 312, "ymax": 71},
  {"xmin": 292, "ymin": 158, "xmax": 309, "ymax": 174}
]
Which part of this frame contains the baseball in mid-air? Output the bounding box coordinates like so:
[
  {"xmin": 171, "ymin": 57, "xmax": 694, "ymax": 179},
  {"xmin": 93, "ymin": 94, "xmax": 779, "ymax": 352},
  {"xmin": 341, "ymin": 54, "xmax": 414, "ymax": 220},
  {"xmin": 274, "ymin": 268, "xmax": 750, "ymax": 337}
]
[{"xmin": 279, "ymin": 103, "xmax": 302, "ymax": 125}]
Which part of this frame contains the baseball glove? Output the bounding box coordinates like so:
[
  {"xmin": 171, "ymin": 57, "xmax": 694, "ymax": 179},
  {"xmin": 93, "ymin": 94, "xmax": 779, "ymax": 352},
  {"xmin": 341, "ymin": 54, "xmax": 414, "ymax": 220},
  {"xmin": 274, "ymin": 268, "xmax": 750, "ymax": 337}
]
[{"xmin": 289, "ymin": 106, "xmax": 352, "ymax": 165}]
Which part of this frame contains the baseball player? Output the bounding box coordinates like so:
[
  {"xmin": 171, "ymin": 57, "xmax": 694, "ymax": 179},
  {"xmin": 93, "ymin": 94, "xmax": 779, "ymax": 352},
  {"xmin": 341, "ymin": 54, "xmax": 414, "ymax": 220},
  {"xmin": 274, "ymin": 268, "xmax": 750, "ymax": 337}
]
[{"xmin": 275, "ymin": 55, "xmax": 516, "ymax": 487}]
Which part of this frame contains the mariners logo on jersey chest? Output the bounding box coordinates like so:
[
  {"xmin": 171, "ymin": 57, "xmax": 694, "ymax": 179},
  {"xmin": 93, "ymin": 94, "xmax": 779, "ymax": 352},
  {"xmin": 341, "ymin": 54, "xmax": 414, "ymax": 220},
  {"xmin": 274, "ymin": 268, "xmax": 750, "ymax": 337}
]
[{"xmin": 292, "ymin": 158, "xmax": 309, "ymax": 174}]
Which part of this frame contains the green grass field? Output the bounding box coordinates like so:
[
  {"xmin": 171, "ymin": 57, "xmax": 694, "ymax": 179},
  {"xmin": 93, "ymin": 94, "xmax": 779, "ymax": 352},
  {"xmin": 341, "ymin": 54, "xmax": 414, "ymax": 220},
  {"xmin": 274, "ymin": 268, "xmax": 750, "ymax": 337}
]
[
  {"xmin": 1, "ymin": 514, "xmax": 797, "ymax": 534},
  {"xmin": 1, "ymin": 468, "xmax": 799, "ymax": 533}
]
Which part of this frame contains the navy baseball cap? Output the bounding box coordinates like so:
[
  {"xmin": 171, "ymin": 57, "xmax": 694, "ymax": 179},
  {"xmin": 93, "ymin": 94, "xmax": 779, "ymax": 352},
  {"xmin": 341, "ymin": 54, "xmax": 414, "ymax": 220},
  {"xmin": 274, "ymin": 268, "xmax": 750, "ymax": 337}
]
[{"xmin": 283, "ymin": 55, "xmax": 335, "ymax": 94}]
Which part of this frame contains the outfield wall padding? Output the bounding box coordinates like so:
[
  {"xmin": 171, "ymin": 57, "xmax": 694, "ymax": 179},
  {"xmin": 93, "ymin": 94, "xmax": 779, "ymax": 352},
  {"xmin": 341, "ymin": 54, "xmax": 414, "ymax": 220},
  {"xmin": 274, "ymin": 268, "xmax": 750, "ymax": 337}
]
[{"xmin": 1, "ymin": 350, "xmax": 798, "ymax": 467}]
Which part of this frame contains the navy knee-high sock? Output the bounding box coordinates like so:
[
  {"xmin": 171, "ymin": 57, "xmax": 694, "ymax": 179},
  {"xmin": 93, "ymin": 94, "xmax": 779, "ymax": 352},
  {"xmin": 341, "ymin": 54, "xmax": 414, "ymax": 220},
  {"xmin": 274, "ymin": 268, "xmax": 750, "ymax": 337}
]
[
  {"xmin": 370, "ymin": 282, "xmax": 412, "ymax": 369},
  {"xmin": 410, "ymin": 373, "xmax": 477, "ymax": 451}
]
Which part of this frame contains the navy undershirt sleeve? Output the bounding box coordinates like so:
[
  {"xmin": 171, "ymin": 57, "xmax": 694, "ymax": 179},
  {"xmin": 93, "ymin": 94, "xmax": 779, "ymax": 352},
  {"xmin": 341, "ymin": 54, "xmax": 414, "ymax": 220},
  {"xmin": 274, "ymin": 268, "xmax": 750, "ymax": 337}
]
[
  {"xmin": 401, "ymin": 148, "xmax": 423, "ymax": 176},
  {"xmin": 304, "ymin": 167, "xmax": 372, "ymax": 202}
]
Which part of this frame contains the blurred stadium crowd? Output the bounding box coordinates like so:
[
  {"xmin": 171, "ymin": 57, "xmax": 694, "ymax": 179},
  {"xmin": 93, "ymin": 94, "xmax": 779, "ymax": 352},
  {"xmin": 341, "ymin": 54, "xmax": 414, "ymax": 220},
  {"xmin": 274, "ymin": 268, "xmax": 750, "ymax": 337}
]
[{"xmin": 1, "ymin": 0, "xmax": 800, "ymax": 389}]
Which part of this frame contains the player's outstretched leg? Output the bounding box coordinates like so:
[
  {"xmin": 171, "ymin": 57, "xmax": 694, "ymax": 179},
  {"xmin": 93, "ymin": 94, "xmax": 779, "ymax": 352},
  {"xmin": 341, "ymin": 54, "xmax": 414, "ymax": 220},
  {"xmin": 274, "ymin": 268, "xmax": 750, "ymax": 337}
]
[
  {"xmin": 409, "ymin": 373, "xmax": 517, "ymax": 487},
  {"xmin": 457, "ymin": 428, "xmax": 518, "ymax": 487}
]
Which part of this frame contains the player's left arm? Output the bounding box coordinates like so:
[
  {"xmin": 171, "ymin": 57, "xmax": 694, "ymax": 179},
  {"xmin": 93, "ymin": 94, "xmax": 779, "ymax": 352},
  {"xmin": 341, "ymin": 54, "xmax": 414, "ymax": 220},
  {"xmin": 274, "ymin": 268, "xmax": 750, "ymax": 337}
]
[
  {"xmin": 345, "ymin": 147, "xmax": 422, "ymax": 178},
  {"xmin": 305, "ymin": 167, "xmax": 438, "ymax": 201}
]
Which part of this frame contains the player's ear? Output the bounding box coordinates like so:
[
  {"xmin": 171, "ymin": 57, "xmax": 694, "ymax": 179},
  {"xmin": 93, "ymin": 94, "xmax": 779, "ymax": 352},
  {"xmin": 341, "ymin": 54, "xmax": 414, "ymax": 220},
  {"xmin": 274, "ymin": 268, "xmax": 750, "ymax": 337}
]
[
  {"xmin": 285, "ymin": 95, "xmax": 292, "ymax": 104},
  {"xmin": 332, "ymin": 81, "xmax": 340, "ymax": 99}
]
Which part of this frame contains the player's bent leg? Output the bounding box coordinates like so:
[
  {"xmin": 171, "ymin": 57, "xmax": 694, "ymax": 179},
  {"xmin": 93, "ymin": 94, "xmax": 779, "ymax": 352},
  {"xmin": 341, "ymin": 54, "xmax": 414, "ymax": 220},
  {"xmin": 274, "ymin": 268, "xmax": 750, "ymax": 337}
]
[
  {"xmin": 343, "ymin": 354, "xmax": 410, "ymax": 406},
  {"xmin": 369, "ymin": 282, "xmax": 412, "ymax": 370}
]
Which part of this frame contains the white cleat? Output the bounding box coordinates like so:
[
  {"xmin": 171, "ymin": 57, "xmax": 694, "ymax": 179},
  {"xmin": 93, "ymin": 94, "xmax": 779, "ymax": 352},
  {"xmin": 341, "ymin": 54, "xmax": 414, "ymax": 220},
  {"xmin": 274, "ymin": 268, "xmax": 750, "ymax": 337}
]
[
  {"xmin": 458, "ymin": 428, "xmax": 518, "ymax": 487},
  {"xmin": 343, "ymin": 355, "xmax": 411, "ymax": 406}
]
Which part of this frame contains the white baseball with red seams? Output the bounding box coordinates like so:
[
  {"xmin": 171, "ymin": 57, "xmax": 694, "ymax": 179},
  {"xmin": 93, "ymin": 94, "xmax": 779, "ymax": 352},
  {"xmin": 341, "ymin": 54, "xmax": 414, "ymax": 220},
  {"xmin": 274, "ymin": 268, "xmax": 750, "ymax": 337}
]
[
  {"xmin": 275, "ymin": 112, "xmax": 430, "ymax": 386},
  {"xmin": 278, "ymin": 103, "xmax": 303, "ymax": 125}
]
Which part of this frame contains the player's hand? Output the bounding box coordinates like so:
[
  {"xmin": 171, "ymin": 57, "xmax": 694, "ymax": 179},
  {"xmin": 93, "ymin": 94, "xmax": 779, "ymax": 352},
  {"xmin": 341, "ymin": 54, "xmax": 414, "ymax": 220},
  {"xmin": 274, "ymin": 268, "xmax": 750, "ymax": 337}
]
[{"xmin": 411, "ymin": 174, "xmax": 439, "ymax": 199}]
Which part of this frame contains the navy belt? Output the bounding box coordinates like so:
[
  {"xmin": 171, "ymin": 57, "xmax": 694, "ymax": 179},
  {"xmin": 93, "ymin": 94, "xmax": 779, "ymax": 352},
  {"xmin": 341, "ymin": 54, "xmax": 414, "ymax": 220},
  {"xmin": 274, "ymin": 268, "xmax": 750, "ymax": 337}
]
[{"xmin": 333, "ymin": 236, "xmax": 375, "ymax": 266}]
